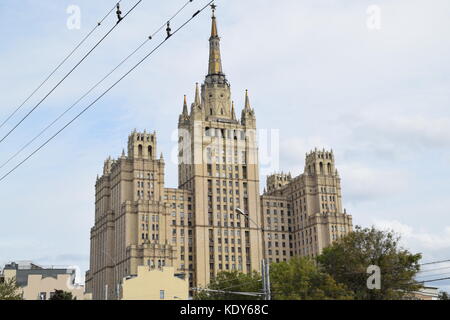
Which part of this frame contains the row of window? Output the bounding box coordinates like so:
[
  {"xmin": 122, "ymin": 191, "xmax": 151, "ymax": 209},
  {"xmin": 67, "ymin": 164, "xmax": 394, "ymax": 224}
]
[
  {"xmin": 205, "ymin": 127, "xmax": 247, "ymax": 140},
  {"xmin": 135, "ymin": 171, "xmax": 155, "ymax": 179}
]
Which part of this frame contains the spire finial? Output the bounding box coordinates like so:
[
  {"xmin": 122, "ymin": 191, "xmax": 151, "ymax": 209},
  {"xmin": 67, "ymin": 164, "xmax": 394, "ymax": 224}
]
[
  {"xmin": 245, "ymin": 89, "xmax": 251, "ymax": 110},
  {"xmin": 195, "ymin": 83, "xmax": 200, "ymax": 105},
  {"xmin": 231, "ymin": 101, "xmax": 236, "ymax": 120},
  {"xmin": 210, "ymin": 4, "xmax": 218, "ymax": 38},
  {"xmin": 182, "ymin": 95, "xmax": 188, "ymax": 115},
  {"xmin": 208, "ymin": 3, "xmax": 223, "ymax": 76},
  {"xmin": 211, "ymin": 3, "xmax": 217, "ymax": 18}
]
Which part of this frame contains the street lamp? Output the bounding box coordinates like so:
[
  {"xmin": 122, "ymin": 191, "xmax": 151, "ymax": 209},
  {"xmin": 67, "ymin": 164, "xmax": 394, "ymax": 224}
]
[
  {"xmin": 101, "ymin": 249, "xmax": 120, "ymax": 300},
  {"xmin": 235, "ymin": 207, "xmax": 271, "ymax": 300}
]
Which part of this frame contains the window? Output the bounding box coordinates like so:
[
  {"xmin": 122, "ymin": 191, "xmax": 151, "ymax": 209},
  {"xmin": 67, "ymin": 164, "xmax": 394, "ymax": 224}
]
[
  {"xmin": 160, "ymin": 290, "xmax": 165, "ymax": 299},
  {"xmin": 148, "ymin": 145, "xmax": 153, "ymax": 158}
]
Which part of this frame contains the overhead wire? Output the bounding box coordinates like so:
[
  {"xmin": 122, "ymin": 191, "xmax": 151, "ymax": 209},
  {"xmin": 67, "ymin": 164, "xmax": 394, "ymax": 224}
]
[
  {"xmin": 0, "ymin": 0, "xmax": 216, "ymax": 183},
  {"xmin": 0, "ymin": 0, "xmax": 143, "ymax": 145},
  {"xmin": 0, "ymin": 0, "xmax": 123, "ymax": 131},
  {"xmin": 0, "ymin": 0, "xmax": 195, "ymax": 171}
]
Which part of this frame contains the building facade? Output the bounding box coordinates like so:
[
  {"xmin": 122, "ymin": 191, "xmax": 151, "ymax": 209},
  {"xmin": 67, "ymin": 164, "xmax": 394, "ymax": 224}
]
[
  {"xmin": 86, "ymin": 9, "xmax": 352, "ymax": 300},
  {"xmin": 261, "ymin": 150, "xmax": 353, "ymax": 264},
  {"xmin": 2, "ymin": 261, "xmax": 89, "ymax": 300},
  {"xmin": 121, "ymin": 266, "xmax": 189, "ymax": 300}
]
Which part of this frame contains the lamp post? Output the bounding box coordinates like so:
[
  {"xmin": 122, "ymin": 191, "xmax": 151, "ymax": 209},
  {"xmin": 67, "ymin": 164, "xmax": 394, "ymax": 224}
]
[
  {"xmin": 235, "ymin": 207, "xmax": 271, "ymax": 300},
  {"xmin": 101, "ymin": 250, "xmax": 120, "ymax": 300}
]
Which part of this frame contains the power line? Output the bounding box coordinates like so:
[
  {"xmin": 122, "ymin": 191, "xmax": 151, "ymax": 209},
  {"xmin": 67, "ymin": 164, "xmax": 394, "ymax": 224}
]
[
  {"xmin": 0, "ymin": 0, "xmax": 123, "ymax": 131},
  {"xmin": 417, "ymin": 265, "xmax": 450, "ymax": 274},
  {"xmin": 414, "ymin": 277, "xmax": 450, "ymax": 285},
  {"xmin": 420, "ymin": 259, "xmax": 450, "ymax": 266},
  {"xmin": 333, "ymin": 257, "xmax": 450, "ymax": 276},
  {"xmin": 0, "ymin": 0, "xmax": 215, "ymax": 183},
  {"xmin": 416, "ymin": 271, "xmax": 450, "ymax": 280},
  {"xmin": 0, "ymin": 0, "xmax": 195, "ymax": 171},
  {"xmin": 0, "ymin": 0, "xmax": 142, "ymax": 146},
  {"xmin": 192, "ymin": 287, "xmax": 264, "ymax": 297}
]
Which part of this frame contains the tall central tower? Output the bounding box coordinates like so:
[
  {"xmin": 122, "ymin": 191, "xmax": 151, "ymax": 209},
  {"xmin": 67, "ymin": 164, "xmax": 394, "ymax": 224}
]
[{"xmin": 178, "ymin": 8, "xmax": 263, "ymax": 286}]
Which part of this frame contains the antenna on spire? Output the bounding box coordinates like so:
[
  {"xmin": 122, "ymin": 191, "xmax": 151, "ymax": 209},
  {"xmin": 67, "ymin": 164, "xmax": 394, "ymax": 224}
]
[{"xmin": 211, "ymin": 3, "xmax": 217, "ymax": 17}]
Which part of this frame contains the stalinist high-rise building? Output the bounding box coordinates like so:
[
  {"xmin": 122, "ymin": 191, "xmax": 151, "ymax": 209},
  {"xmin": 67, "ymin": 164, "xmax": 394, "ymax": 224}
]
[{"xmin": 86, "ymin": 8, "xmax": 353, "ymax": 300}]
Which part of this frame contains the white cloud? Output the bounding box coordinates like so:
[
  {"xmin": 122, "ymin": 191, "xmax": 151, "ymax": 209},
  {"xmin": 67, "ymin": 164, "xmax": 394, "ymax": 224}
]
[
  {"xmin": 340, "ymin": 164, "xmax": 410, "ymax": 201},
  {"xmin": 373, "ymin": 219, "xmax": 450, "ymax": 252}
]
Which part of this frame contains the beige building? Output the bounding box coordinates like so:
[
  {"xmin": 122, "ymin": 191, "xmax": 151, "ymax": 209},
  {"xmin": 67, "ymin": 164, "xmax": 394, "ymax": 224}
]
[
  {"xmin": 86, "ymin": 8, "xmax": 352, "ymax": 300},
  {"xmin": 261, "ymin": 150, "xmax": 353, "ymax": 263},
  {"xmin": 121, "ymin": 266, "xmax": 188, "ymax": 300},
  {"xmin": 2, "ymin": 261, "xmax": 89, "ymax": 300},
  {"xmin": 410, "ymin": 287, "xmax": 439, "ymax": 300}
]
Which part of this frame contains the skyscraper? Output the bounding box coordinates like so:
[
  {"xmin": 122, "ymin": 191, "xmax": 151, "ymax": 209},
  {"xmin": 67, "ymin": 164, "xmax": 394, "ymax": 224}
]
[{"xmin": 86, "ymin": 8, "xmax": 352, "ymax": 300}]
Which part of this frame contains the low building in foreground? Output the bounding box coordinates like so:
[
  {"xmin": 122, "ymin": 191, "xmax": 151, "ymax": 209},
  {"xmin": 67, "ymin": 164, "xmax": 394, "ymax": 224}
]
[
  {"xmin": 121, "ymin": 266, "xmax": 189, "ymax": 300},
  {"xmin": 410, "ymin": 287, "xmax": 439, "ymax": 300},
  {"xmin": 2, "ymin": 261, "xmax": 90, "ymax": 300}
]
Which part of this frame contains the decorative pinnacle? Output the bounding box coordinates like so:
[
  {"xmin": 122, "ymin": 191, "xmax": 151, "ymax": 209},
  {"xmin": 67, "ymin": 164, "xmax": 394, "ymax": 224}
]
[
  {"xmin": 245, "ymin": 89, "xmax": 251, "ymax": 110},
  {"xmin": 182, "ymin": 95, "xmax": 188, "ymax": 115},
  {"xmin": 231, "ymin": 101, "xmax": 236, "ymax": 120},
  {"xmin": 195, "ymin": 83, "xmax": 200, "ymax": 105}
]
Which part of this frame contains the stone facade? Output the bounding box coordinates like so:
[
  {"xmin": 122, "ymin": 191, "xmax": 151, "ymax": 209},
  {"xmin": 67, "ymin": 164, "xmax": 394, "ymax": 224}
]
[
  {"xmin": 261, "ymin": 150, "xmax": 353, "ymax": 264},
  {"xmin": 86, "ymin": 11, "xmax": 352, "ymax": 300}
]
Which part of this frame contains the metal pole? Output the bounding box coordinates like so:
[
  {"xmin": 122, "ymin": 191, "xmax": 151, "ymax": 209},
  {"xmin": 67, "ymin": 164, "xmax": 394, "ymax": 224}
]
[
  {"xmin": 266, "ymin": 259, "xmax": 271, "ymax": 300},
  {"xmin": 236, "ymin": 207, "xmax": 270, "ymax": 300},
  {"xmin": 261, "ymin": 259, "xmax": 266, "ymax": 300},
  {"xmin": 101, "ymin": 249, "xmax": 119, "ymax": 300}
]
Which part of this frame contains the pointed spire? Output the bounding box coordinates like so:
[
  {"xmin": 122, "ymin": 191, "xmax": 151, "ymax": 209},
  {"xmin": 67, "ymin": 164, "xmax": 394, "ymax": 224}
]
[
  {"xmin": 231, "ymin": 101, "xmax": 236, "ymax": 120},
  {"xmin": 182, "ymin": 95, "xmax": 188, "ymax": 115},
  {"xmin": 211, "ymin": 4, "xmax": 218, "ymax": 38},
  {"xmin": 245, "ymin": 90, "xmax": 251, "ymax": 110},
  {"xmin": 195, "ymin": 83, "xmax": 200, "ymax": 105},
  {"xmin": 208, "ymin": 5, "xmax": 223, "ymax": 76}
]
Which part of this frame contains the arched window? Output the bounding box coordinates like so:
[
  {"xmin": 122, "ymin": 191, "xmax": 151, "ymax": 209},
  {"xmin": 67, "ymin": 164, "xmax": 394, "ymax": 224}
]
[
  {"xmin": 327, "ymin": 163, "xmax": 332, "ymax": 174},
  {"xmin": 148, "ymin": 146, "xmax": 153, "ymax": 158},
  {"xmin": 319, "ymin": 162, "xmax": 324, "ymax": 175},
  {"xmin": 138, "ymin": 145, "xmax": 143, "ymax": 157}
]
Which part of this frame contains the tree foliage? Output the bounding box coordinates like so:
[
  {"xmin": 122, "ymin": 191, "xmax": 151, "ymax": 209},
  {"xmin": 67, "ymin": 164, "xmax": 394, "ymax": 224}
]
[
  {"xmin": 49, "ymin": 290, "xmax": 76, "ymax": 300},
  {"xmin": 317, "ymin": 226, "xmax": 422, "ymax": 300},
  {"xmin": 194, "ymin": 271, "xmax": 262, "ymax": 300},
  {"xmin": 438, "ymin": 291, "xmax": 449, "ymax": 300},
  {"xmin": 0, "ymin": 277, "xmax": 23, "ymax": 300},
  {"xmin": 270, "ymin": 257, "xmax": 354, "ymax": 300}
]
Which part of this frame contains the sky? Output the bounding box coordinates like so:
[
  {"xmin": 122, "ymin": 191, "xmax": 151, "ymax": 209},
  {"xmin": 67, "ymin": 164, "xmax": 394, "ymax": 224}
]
[{"xmin": 0, "ymin": 0, "xmax": 449, "ymax": 292}]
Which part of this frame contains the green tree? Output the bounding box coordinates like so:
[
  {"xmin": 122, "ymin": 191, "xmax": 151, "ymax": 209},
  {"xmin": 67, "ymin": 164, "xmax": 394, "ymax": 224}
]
[
  {"xmin": 194, "ymin": 271, "xmax": 262, "ymax": 300},
  {"xmin": 0, "ymin": 277, "xmax": 23, "ymax": 300},
  {"xmin": 317, "ymin": 226, "xmax": 422, "ymax": 300},
  {"xmin": 49, "ymin": 290, "xmax": 76, "ymax": 300},
  {"xmin": 438, "ymin": 291, "xmax": 449, "ymax": 300},
  {"xmin": 270, "ymin": 257, "xmax": 354, "ymax": 300}
]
